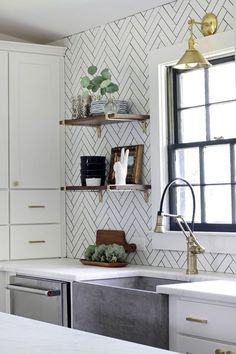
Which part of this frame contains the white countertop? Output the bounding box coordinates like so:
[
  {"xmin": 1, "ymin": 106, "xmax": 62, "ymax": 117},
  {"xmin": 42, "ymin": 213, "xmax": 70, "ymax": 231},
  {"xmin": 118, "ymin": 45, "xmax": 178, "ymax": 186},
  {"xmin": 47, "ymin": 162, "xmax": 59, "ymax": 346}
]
[
  {"xmin": 0, "ymin": 257, "xmax": 234, "ymax": 282},
  {"xmin": 0, "ymin": 312, "xmax": 180, "ymax": 354},
  {"xmin": 156, "ymin": 279, "xmax": 236, "ymax": 303}
]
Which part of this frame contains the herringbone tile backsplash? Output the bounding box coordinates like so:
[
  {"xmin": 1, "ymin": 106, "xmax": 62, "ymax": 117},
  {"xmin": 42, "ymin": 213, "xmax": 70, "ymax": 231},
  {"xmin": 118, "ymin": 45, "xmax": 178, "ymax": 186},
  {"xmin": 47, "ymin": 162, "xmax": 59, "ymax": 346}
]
[{"xmin": 64, "ymin": 0, "xmax": 236, "ymax": 273}]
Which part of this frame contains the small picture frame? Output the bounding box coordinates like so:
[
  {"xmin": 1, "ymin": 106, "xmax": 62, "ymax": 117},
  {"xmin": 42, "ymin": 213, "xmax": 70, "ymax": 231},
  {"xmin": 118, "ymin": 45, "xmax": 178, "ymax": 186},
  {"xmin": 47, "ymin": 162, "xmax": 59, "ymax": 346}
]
[{"xmin": 108, "ymin": 144, "xmax": 144, "ymax": 184}]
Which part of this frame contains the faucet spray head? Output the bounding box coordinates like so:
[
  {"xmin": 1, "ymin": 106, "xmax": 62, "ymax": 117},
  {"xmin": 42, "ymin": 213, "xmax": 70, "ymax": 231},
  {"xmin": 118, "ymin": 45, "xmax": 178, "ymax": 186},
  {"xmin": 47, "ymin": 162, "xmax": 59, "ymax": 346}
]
[{"xmin": 154, "ymin": 212, "xmax": 165, "ymax": 233}]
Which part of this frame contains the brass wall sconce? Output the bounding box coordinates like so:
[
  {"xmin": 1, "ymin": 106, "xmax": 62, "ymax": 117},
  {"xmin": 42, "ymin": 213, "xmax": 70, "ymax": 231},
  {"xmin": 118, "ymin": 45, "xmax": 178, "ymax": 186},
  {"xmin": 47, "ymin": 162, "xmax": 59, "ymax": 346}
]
[{"xmin": 174, "ymin": 13, "xmax": 218, "ymax": 70}]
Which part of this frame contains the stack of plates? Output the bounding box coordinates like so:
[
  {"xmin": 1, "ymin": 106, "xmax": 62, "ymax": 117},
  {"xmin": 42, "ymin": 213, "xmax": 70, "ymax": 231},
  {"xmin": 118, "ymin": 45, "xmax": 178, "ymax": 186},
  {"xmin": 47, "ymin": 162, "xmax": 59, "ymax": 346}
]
[
  {"xmin": 91, "ymin": 100, "xmax": 128, "ymax": 115},
  {"xmin": 80, "ymin": 156, "xmax": 106, "ymax": 186}
]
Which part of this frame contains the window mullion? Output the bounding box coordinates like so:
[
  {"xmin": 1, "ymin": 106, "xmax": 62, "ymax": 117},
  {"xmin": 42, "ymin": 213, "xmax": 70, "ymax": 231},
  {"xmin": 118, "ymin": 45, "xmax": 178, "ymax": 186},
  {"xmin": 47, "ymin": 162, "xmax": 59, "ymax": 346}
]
[
  {"xmin": 205, "ymin": 68, "xmax": 210, "ymax": 141},
  {"xmin": 231, "ymin": 144, "xmax": 236, "ymax": 223},
  {"xmin": 199, "ymin": 146, "xmax": 206, "ymax": 223}
]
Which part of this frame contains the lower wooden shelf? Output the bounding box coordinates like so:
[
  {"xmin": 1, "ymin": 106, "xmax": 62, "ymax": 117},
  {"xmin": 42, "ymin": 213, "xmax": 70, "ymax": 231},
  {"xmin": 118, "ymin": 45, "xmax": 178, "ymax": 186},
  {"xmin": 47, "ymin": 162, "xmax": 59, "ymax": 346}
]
[{"xmin": 61, "ymin": 184, "xmax": 151, "ymax": 202}]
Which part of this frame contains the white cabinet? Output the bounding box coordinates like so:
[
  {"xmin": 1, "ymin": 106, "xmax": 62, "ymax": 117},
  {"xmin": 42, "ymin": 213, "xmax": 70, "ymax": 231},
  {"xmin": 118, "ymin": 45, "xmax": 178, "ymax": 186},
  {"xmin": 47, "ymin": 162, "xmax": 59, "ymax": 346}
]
[
  {"xmin": 10, "ymin": 224, "xmax": 61, "ymax": 259},
  {"xmin": 0, "ymin": 191, "xmax": 9, "ymax": 225},
  {"xmin": 0, "ymin": 227, "xmax": 9, "ymax": 260},
  {"xmin": 10, "ymin": 190, "xmax": 60, "ymax": 224},
  {"xmin": 169, "ymin": 296, "xmax": 236, "ymax": 354},
  {"xmin": 0, "ymin": 51, "xmax": 8, "ymax": 189},
  {"xmin": 175, "ymin": 335, "xmax": 236, "ymax": 354},
  {"xmin": 0, "ymin": 41, "xmax": 65, "ymax": 261},
  {"xmin": 9, "ymin": 52, "xmax": 61, "ymax": 189}
]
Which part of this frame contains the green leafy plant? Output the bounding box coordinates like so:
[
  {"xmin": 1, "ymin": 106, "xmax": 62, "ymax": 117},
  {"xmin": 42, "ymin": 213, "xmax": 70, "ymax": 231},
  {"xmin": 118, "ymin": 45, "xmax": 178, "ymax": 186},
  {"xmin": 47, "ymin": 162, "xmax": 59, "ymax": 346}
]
[
  {"xmin": 80, "ymin": 65, "xmax": 119, "ymax": 97},
  {"xmin": 84, "ymin": 243, "xmax": 127, "ymax": 263},
  {"xmin": 105, "ymin": 244, "xmax": 127, "ymax": 263},
  {"xmin": 84, "ymin": 245, "xmax": 96, "ymax": 261}
]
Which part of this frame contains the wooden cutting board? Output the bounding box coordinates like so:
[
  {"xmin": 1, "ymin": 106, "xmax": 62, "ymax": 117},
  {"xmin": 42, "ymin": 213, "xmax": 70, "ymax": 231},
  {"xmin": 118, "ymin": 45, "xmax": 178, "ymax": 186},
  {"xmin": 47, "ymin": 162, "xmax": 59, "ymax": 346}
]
[{"xmin": 96, "ymin": 229, "xmax": 136, "ymax": 252}]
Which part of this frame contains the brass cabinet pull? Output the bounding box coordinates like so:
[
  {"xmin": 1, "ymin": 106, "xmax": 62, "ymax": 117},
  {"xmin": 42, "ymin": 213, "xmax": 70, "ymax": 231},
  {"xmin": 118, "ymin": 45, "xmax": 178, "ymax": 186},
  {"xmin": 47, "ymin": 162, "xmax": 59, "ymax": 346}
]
[
  {"xmin": 28, "ymin": 240, "xmax": 46, "ymax": 244},
  {"xmin": 215, "ymin": 350, "xmax": 236, "ymax": 354},
  {"xmin": 186, "ymin": 316, "xmax": 208, "ymax": 324},
  {"xmin": 28, "ymin": 205, "xmax": 45, "ymax": 208}
]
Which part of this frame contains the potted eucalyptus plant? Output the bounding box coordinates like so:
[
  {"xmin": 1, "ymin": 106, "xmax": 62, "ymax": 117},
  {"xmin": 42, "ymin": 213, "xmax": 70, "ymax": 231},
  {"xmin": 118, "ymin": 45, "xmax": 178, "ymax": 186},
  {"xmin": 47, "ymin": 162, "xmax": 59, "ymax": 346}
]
[{"xmin": 80, "ymin": 65, "xmax": 127, "ymax": 114}]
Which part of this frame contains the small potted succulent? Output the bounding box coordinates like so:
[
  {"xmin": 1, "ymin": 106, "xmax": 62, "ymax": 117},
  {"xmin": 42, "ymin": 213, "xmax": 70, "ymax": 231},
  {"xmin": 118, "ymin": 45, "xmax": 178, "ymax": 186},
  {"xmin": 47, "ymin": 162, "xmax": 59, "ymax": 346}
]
[{"xmin": 81, "ymin": 65, "xmax": 128, "ymax": 114}]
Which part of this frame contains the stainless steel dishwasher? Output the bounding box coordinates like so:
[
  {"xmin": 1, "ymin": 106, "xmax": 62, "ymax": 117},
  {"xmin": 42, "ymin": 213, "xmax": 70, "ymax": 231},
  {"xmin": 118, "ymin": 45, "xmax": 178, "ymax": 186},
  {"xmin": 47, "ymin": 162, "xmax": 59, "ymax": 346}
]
[{"xmin": 6, "ymin": 275, "xmax": 70, "ymax": 327}]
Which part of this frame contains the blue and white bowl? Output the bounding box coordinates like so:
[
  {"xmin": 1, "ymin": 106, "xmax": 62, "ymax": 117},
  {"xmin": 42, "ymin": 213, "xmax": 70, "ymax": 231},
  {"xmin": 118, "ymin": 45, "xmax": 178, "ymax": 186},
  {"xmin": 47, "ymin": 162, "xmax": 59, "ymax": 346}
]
[{"xmin": 91, "ymin": 100, "xmax": 128, "ymax": 114}]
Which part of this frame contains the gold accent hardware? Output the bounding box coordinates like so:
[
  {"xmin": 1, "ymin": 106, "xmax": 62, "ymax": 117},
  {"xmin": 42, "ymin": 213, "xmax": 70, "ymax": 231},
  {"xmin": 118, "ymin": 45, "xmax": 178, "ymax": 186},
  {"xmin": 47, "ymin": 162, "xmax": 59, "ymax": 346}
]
[
  {"xmin": 154, "ymin": 178, "xmax": 205, "ymax": 275},
  {"xmin": 12, "ymin": 181, "xmax": 19, "ymax": 187},
  {"xmin": 28, "ymin": 240, "xmax": 46, "ymax": 244},
  {"xmin": 214, "ymin": 350, "xmax": 236, "ymax": 354},
  {"xmin": 28, "ymin": 205, "xmax": 45, "ymax": 209},
  {"xmin": 98, "ymin": 190, "xmax": 103, "ymax": 203},
  {"xmin": 96, "ymin": 126, "xmax": 101, "ymax": 138},
  {"xmin": 141, "ymin": 120, "xmax": 148, "ymax": 133},
  {"xmin": 186, "ymin": 316, "xmax": 208, "ymax": 324},
  {"xmin": 174, "ymin": 13, "xmax": 218, "ymax": 70},
  {"xmin": 144, "ymin": 190, "xmax": 149, "ymax": 203},
  {"xmin": 201, "ymin": 13, "xmax": 218, "ymax": 36}
]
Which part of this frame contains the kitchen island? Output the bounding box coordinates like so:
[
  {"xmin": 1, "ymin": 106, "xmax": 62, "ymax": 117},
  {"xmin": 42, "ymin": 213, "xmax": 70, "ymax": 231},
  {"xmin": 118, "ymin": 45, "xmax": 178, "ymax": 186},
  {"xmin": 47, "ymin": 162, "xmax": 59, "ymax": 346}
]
[{"xmin": 0, "ymin": 312, "xmax": 180, "ymax": 354}]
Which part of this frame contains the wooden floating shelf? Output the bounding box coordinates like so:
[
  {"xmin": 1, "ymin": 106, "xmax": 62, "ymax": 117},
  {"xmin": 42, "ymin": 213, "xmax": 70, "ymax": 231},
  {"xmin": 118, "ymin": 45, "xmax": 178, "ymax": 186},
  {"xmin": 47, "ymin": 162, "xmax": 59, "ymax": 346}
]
[
  {"xmin": 61, "ymin": 184, "xmax": 151, "ymax": 191},
  {"xmin": 61, "ymin": 184, "xmax": 151, "ymax": 203},
  {"xmin": 60, "ymin": 113, "xmax": 150, "ymax": 137},
  {"xmin": 60, "ymin": 113, "xmax": 150, "ymax": 126}
]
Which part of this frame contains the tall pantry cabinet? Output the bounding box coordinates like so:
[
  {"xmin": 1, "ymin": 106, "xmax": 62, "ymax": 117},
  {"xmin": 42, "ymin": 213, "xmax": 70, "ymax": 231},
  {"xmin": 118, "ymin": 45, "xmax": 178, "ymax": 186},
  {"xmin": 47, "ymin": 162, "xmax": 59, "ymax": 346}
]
[{"xmin": 0, "ymin": 42, "xmax": 65, "ymax": 260}]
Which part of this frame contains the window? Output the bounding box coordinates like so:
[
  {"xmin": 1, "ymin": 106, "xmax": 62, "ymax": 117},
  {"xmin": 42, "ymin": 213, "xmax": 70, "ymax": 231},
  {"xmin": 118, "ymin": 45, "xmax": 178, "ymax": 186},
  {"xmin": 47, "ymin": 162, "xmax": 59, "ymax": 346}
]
[{"xmin": 168, "ymin": 56, "xmax": 236, "ymax": 232}]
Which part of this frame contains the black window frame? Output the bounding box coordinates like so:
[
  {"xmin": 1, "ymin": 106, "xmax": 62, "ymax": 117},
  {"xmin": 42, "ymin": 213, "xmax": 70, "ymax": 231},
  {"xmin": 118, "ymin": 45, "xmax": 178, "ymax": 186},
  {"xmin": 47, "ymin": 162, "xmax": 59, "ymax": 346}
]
[{"xmin": 168, "ymin": 55, "xmax": 236, "ymax": 232}]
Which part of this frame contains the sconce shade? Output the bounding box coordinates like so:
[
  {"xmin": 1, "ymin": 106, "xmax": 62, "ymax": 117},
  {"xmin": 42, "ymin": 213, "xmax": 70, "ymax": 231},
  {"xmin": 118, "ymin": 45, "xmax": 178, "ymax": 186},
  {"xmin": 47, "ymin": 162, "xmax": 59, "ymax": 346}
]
[
  {"xmin": 174, "ymin": 48, "xmax": 211, "ymax": 70},
  {"xmin": 174, "ymin": 13, "xmax": 217, "ymax": 70}
]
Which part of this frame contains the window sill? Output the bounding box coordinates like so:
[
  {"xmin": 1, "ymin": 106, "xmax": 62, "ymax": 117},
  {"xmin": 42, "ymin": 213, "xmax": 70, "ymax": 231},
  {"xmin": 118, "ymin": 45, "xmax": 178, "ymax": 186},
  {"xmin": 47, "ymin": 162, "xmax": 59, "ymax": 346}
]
[{"xmin": 150, "ymin": 230, "xmax": 236, "ymax": 254}]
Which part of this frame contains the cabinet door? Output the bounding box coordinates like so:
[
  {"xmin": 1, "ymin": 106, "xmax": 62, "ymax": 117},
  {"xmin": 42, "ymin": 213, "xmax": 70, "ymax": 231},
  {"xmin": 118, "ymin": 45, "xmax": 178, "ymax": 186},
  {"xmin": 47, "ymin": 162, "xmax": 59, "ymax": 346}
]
[
  {"xmin": 9, "ymin": 52, "xmax": 61, "ymax": 189},
  {"xmin": 0, "ymin": 191, "xmax": 9, "ymax": 225},
  {"xmin": 0, "ymin": 226, "xmax": 9, "ymax": 260},
  {"xmin": 0, "ymin": 51, "xmax": 8, "ymax": 188}
]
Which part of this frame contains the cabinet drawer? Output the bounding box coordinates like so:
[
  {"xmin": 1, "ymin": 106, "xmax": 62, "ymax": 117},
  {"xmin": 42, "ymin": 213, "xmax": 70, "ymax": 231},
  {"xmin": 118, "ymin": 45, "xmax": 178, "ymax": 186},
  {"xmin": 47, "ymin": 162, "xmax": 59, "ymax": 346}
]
[
  {"xmin": 176, "ymin": 299, "xmax": 236, "ymax": 343},
  {"xmin": 0, "ymin": 226, "xmax": 9, "ymax": 260},
  {"xmin": 10, "ymin": 190, "xmax": 60, "ymax": 224},
  {"xmin": 10, "ymin": 224, "xmax": 61, "ymax": 259},
  {"xmin": 0, "ymin": 191, "xmax": 9, "ymax": 225},
  {"xmin": 175, "ymin": 334, "xmax": 236, "ymax": 354}
]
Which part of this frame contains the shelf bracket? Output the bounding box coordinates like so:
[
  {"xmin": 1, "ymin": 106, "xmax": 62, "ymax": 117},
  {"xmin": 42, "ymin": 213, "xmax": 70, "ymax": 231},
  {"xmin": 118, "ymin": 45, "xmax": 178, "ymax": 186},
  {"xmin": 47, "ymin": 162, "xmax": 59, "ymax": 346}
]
[
  {"xmin": 140, "ymin": 120, "xmax": 148, "ymax": 134},
  {"xmin": 144, "ymin": 190, "xmax": 149, "ymax": 203},
  {"xmin": 98, "ymin": 190, "xmax": 103, "ymax": 202},
  {"xmin": 96, "ymin": 126, "xmax": 101, "ymax": 138}
]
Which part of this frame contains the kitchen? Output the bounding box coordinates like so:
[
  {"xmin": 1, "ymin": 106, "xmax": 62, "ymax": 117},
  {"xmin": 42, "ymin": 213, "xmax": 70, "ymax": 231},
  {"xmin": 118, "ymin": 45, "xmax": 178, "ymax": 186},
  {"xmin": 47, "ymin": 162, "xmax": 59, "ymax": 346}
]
[{"xmin": 0, "ymin": 0, "xmax": 236, "ymax": 353}]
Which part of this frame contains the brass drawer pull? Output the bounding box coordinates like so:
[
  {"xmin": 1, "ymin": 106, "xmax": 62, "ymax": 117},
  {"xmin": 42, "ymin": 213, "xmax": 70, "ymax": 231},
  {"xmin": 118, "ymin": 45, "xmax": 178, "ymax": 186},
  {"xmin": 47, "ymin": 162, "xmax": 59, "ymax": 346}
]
[
  {"xmin": 28, "ymin": 240, "xmax": 46, "ymax": 244},
  {"xmin": 186, "ymin": 316, "xmax": 208, "ymax": 324},
  {"xmin": 215, "ymin": 350, "xmax": 236, "ymax": 354},
  {"xmin": 28, "ymin": 205, "xmax": 45, "ymax": 208}
]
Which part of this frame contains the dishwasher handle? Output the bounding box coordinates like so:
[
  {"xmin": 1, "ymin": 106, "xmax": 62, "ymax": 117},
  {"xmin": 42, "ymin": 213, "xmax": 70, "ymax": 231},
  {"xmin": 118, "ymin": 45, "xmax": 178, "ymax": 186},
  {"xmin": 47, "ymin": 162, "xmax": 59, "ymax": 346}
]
[{"xmin": 6, "ymin": 284, "xmax": 61, "ymax": 297}]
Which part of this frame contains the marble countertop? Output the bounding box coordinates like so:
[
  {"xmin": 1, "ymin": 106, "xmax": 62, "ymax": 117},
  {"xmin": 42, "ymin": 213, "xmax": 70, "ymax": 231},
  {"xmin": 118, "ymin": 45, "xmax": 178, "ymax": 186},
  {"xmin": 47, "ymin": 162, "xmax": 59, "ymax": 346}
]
[
  {"xmin": 156, "ymin": 279, "xmax": 236, "ymax": 303},
  {"xmin": 0, "ymin": 312, "xmax": 180, "ymax": 354},
  {"xmin": 0, "ymin": 257, "xmax": 234, "ymax": 282}
]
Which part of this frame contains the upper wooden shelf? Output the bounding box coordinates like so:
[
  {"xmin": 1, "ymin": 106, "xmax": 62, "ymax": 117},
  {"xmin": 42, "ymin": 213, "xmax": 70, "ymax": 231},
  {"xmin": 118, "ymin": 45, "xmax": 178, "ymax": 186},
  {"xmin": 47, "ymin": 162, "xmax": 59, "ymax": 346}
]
[
  {"xmin": 61, "ymin": 184, "xmax": 151, "ymax": 192},
  {"xmin": 60, "ymin": 113, "xmax": 150, "ymax": 126},
  {"xmin": 60, "ymin": 113, "xmax": 150, "ymax": 137}
]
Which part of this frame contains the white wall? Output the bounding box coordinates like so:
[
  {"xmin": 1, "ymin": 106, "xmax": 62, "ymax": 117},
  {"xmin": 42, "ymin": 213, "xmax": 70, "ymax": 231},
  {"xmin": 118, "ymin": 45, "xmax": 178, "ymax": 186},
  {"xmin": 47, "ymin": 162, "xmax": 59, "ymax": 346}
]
[{"xmin": 64, "ymin": 0, "xmax": 236, "ymax": 273}]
